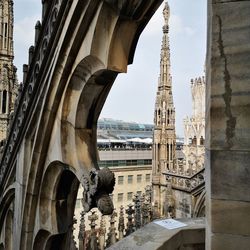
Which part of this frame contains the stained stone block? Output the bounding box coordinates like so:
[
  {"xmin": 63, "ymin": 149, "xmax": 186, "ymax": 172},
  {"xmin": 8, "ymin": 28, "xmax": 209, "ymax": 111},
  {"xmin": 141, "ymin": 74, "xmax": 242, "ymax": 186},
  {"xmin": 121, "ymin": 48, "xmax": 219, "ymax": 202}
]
[
  {"xmin": 210, "ymin": 106, "xmax": 250, "ymax": 150},
  {"xmin": 207, "ymin": 1, "xmax": 250, "ymax": 248},
  {"xmin": 210, "ymin": 150, "xmax": 250, "ymax": 201},
  {"xmin": 211, "ymin": 199, "xmax": 250, "ymax": 236},
  {"xmin": 211, "ymin": 233, "xmax": 250, "ymax": 250},
  {"xmin": 209, "ymin": 1, "xmax": 250, "ymax": 150}
]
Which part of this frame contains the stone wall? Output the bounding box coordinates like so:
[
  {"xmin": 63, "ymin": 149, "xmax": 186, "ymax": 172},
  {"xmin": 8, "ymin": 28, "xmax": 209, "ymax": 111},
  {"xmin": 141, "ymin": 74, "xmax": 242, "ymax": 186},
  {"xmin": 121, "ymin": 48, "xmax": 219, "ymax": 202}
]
[{"xmin": 206, "ymin": 0, "xmax": 250, "ymax": 248}]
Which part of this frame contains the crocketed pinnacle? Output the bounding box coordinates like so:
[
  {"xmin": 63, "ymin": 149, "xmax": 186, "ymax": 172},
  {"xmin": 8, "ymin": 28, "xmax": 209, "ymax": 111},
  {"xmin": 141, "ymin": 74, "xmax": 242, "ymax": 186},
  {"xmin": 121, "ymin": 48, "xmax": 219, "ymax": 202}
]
[{"xmin": 159, "ymin": 1, "xmax": 171, "ymax": 92}]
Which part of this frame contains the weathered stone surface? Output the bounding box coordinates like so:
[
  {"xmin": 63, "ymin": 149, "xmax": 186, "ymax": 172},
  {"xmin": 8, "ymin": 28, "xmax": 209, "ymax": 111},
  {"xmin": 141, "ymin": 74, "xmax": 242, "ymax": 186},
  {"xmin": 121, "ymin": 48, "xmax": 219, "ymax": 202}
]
[
  {"xmin": 209, "ymin": 1, "xmax": 250, "ymax": 150},
  {"xmin": 211, "ymin": 233, "xmax": 250, "ymax": 250},
  {"xmin": 211, "ymin": 199, "xmax": 250, "ymax": 236},
  {"xmin": 107, "ymin": 218, "xmax": 205, "ymax": 250},
  {"xmin": 210, "ymin": 150, "xmax": 250, "ymax": 201},
  {"xmin": 207, "ymin": 0, "xmax": 250, "ymax": 248}
]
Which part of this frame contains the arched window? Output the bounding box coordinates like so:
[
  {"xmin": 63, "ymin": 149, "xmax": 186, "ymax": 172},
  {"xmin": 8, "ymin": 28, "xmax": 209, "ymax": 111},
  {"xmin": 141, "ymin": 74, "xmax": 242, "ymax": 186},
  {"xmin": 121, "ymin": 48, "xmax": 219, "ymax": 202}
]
[
  {"xmin": 200, "ymin": 136, "xmax": 204, "ymax": 145},
  {"xmin": 4, "ymin": 23, "xmax": 8, "ymax": 49},
  {"xmin": 2, "ymin": 90, "xmax": 7, "ymax": 114}
]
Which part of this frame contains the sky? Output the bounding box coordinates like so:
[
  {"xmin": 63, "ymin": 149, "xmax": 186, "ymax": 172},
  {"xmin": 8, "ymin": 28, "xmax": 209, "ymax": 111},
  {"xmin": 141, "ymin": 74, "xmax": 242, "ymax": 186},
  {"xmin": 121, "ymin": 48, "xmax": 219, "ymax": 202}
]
[{"xmin": 13, "ymin": 0, "xmax": 207, "ymax": 137}]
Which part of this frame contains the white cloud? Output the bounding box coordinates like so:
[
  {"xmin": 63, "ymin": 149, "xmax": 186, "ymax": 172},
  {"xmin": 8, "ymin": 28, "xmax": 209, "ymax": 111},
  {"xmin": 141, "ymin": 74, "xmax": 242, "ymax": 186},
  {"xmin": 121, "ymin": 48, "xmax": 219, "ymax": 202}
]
[{"xmin": 14, "ymin": 15, "xmax": 39, "ymax": 48}]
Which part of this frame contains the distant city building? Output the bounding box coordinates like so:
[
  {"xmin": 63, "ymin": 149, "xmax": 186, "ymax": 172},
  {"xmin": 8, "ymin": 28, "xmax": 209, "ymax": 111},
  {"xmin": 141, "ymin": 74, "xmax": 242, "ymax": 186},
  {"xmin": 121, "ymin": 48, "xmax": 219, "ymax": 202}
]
[
  {"xmin": 96, "ymin": 118, "xmax": 154, "ymax": 208},
  {"xmin": 0, "ymin": 0, "xmax": 18, "ymax": 141}
]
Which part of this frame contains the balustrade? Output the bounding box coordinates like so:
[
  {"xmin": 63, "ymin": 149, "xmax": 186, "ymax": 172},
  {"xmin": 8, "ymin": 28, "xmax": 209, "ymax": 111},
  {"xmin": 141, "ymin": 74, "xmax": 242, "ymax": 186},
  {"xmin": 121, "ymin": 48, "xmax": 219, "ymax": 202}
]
[
  {"xmin": 164, "ymin": 167, "xmax": 205, "ymax": 193},
  {"xmin": 72, "ymin": 185, "xmax": 160, "ymax": 250}
]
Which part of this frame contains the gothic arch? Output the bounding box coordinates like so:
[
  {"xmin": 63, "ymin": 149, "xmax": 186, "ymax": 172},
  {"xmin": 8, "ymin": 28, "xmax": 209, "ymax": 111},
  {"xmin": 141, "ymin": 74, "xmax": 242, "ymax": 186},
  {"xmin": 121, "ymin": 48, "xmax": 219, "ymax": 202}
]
[
  {"xmin": 60, "ymin": 55, "xmax": 116, "ymax": 177},
  {"xmin": 33, "ymin": 230, "xmax": 50, "ymax": 250},
  {"xmin": 193, "ymin": 189, "xmax": 205, "ymax": 217},
  {"xmin": 36, "ymin": 162, "xmax": 79, "ymax": 249},
  {"xmin": 3, "ymin": 210, "xmax": 13, "ymax": 250},
  {"xmin": 16, "ymin": 1, "xmax": 163, "ymax": 249},
  {"xmin": 0, "ymin": 186, "xmax": 14, "ymax": 250}
]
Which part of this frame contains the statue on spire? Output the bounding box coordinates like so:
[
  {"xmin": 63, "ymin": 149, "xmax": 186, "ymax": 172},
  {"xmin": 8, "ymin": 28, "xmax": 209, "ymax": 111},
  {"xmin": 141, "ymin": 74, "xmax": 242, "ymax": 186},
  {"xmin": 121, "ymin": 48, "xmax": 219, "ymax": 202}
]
[{"xmin": 163, "ymin": 1, "xmax": 170, "ymax": 33}]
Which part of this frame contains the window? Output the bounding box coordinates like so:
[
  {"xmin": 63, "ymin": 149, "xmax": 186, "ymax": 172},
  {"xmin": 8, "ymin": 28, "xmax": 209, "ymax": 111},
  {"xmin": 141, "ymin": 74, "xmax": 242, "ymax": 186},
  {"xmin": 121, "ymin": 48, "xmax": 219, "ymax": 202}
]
[
  {"xmin": 118, "ymin": 176, "xmax": 124, "ymax": 185},
  {"xmin": 117, "ymin": 193, "xmax": 123, "ymax": 202},
  {"xmin": 2, "ymin": 90, "xmax": 7, "ymax": 114},
  {"xmin": 4, "ymin": 23, "xmax": 7, "ymax": 48},
  {"xmin": 128, "ymin": 175, "xmax": 133, "ymax": 184},
  {"xmin": 137, "ymin": 174, "xmax": 142, "ymax": 183},
  {"xmin": 146, "ymin": 174, "xmax": 151, "ymax": 182},
  {"xmin": 127, "ymin": 192, "xmax": 133, "ymax": 201},
  {"xmin": 138, "ymin": 159, "xmax": 144, "ymax": 165}
]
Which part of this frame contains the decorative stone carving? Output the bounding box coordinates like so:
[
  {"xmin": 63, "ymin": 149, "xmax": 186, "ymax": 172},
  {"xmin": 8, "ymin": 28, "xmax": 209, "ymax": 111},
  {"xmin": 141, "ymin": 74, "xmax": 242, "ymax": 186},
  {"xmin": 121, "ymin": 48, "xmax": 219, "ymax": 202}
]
[{"xmin": 82, "ymin": 167, "xmax": 115, "ymax": 215}]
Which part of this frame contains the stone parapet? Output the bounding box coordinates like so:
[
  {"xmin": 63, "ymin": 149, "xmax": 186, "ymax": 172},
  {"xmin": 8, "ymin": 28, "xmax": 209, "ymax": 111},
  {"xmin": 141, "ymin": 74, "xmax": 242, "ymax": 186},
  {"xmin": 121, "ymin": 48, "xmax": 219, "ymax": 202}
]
[{"xmin": 107, "ymin": 217, "xmax": 205, "ymax": 250}]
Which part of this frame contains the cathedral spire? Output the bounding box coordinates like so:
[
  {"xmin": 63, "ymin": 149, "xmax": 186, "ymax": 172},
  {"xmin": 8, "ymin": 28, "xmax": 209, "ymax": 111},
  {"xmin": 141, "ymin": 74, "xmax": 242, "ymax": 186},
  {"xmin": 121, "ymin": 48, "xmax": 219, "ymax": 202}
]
[
  {"xmin": 0, "ymin": 0, "xmax": 18, "ymax": 141},
  {"xmin": 152, "ymin": 1, "xmax": 176, "ymax": 217}
]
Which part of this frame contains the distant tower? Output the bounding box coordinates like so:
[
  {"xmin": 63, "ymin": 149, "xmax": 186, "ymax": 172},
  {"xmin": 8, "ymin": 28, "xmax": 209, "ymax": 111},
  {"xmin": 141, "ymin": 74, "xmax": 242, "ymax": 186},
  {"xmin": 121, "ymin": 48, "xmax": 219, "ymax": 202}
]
[
  {"xmin": 0, "ymin": 0, "xmax": 18, "ymax": 141},
  {"xmin": 152, "ymin": 1, "xmax": 176, "ymax": 216},
  {"xmin": 183, "ymin": 77, "xmax": 205, "ymax": 173}
]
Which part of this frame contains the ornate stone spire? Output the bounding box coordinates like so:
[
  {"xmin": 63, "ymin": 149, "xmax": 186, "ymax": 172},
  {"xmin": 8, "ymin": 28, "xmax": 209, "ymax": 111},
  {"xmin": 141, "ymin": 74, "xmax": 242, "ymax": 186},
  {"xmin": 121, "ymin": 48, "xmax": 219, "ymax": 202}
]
[
  {"xmin": 0, "ymin": 0, "xmax": 18, "ymax": 142},
  {"xmin": 159, "ymin": 1, "xmax": 171, "ymax": 91},
  {"xmin": 152, "ymin": 1, "xmax": 176, "ymax": 217}
]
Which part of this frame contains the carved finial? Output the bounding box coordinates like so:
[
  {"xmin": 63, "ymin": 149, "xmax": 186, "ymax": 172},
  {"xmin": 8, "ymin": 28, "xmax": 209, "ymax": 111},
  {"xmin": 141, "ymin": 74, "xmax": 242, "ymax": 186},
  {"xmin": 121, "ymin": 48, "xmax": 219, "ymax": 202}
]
[
  {"xmin": 106, "ymin": 210, "xmax": 117, "ymax": 247},
  {"xmin": 142, "ymin": 200, "xmax": 151, "ymax": 226},
  {"xmin": 125, "ymin": 204, "xmax": 135, "ymax": 236},
  {"xmin": 88, "ymin": 210, "xmax": 99, "ymax": 229},
  {"xmin": 118, "ymin": 206, "xmax": 125, "ymax": 240},
  {"xmin": 78, "ymin": 210, "xmax": 86, "ymax": 241},
  {"xmin": 133, "ymin": 194, "xmax": 141, "ymax": 230},
  {"xmin": 145, "ymin": 185, "xmax": 153, "ymax": 204},
  {"xmin": 99, "ymin": 215, "xmax": 107, "ymax": 250},
  {"xmin": 87, "ymin": 210, "xmax": 99, "ymax": 250},
  {"xmin": 70, "ymin": 215, "xmax": 78, "ymax": 250}
]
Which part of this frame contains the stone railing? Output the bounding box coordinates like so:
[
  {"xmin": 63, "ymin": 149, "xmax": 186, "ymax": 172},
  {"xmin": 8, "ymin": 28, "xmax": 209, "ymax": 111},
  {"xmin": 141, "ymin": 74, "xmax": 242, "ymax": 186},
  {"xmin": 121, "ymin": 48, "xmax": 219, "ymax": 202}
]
[
  {"xmin": 107, "ymin": 217, "xmax": 205, "ymax": 250},
  {"xmin": 73, "ymin": 186, "xmax": 161, "ymax": 250},
  {"xmin": 163, "ymin": 167, "xmax": 205, "ymax": 193}
]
